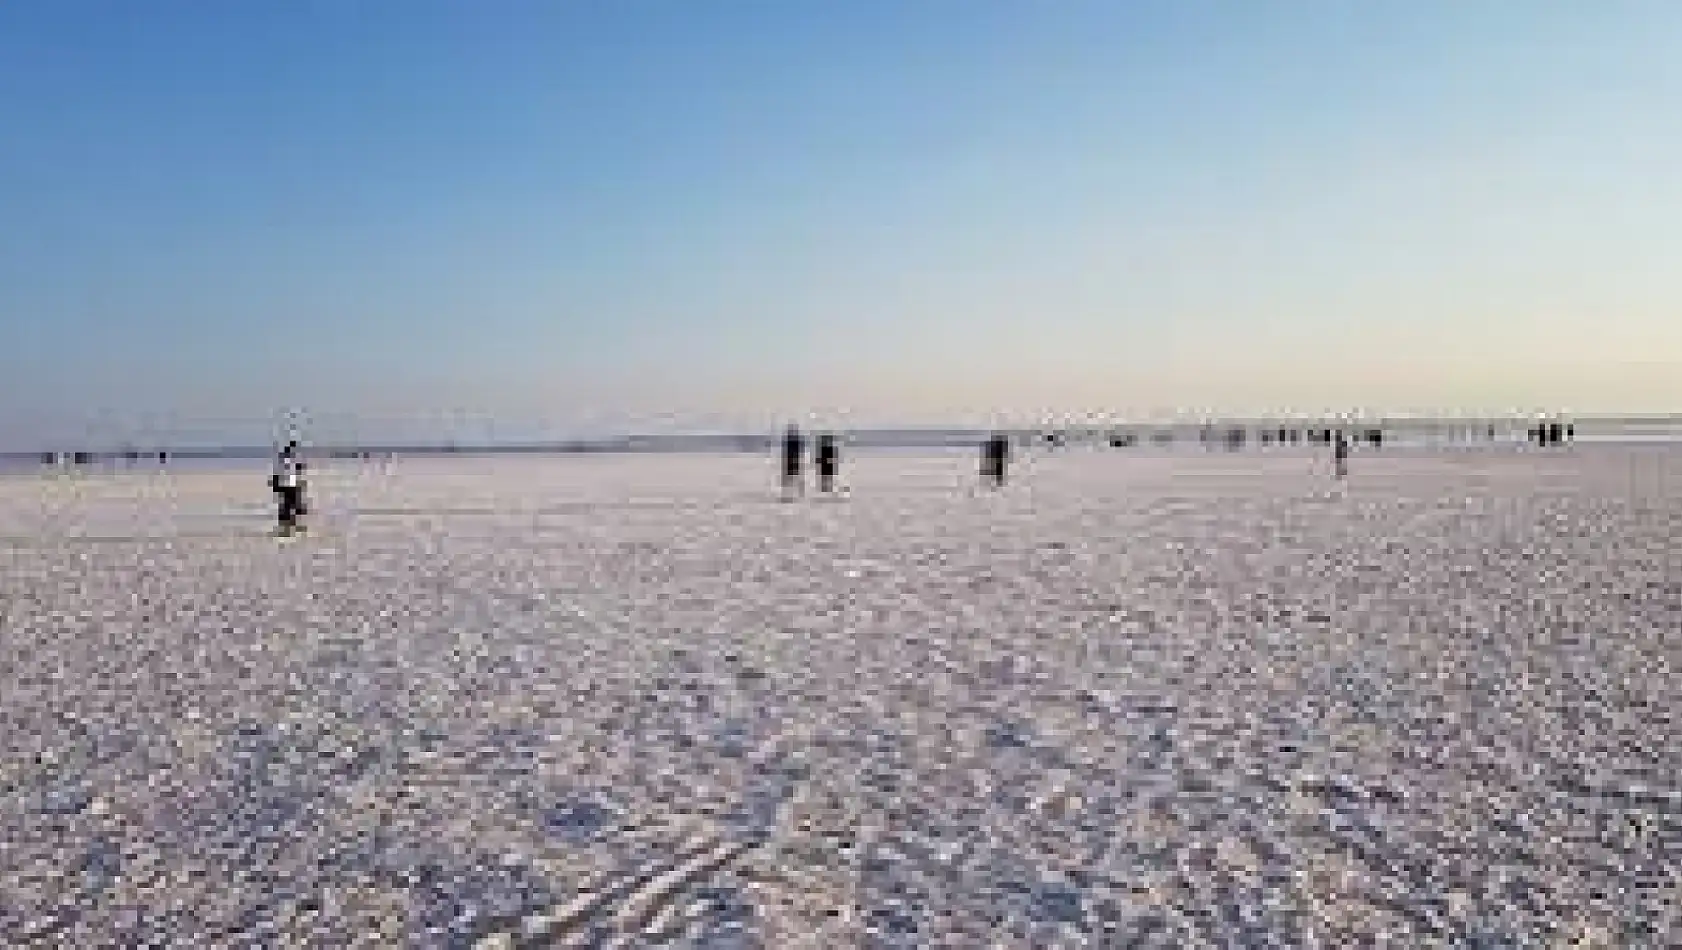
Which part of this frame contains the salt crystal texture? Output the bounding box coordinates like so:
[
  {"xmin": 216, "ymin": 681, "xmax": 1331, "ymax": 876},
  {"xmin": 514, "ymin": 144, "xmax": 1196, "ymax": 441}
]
[{"xmin": 0, "ymin": 446, "xmax": 1679, "ymax": 946}]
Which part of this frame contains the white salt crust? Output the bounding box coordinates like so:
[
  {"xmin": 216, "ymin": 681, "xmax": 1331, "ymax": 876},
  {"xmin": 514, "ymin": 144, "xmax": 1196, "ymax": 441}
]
[{"xmin": 1, "ymin": 446, "xmax": 1679, "ymax": 947}]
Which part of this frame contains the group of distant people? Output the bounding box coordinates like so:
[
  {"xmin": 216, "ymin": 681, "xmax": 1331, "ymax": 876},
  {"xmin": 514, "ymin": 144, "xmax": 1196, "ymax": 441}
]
[
  {"xmin": 255, "ymin": 416, "xmax": 1579, "ymax": 533},
  {"xmin": 777, "ymin": 425, "xmax": 1015, "ymax": 499},
  {"xmin": 780, "ymin": 426, "xmax": 841, "ymax": 497},
  {"xmin": 1530, "ymin": 421, "xmax": 1574, "ymax": 447}
]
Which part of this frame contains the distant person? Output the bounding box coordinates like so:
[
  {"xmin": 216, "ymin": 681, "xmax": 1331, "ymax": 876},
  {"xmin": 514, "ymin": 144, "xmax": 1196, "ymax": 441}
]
[
  {"xmin": 271, "ymin": 441, "xmax": 307, "ymax": 535},
  {"xmin": 814, "ymin": 433, "xmax": 839, "ymax": 494},
  {"xmin": 780, "ymin": 425, "xmax": 805, "ymax": 498},
  {"xmin": 1333, "ymin": 432, "xmax": 1350, "ymax": 480},
  {"xmin": 982, "ymin": 433, "xmax": 1010, "ymax": 489}
]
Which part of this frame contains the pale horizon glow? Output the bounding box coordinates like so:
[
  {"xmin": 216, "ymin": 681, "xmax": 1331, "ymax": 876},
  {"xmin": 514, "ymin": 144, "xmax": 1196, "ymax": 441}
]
[{"xmin": 2, "ymin": 2, "xmax": 1680, "ymax": 449}]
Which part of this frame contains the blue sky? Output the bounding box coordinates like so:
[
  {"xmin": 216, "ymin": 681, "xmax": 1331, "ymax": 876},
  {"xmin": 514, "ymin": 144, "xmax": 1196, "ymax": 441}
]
[{"xmin": 2, "ymin": 1, "xmax": 1679, "ymax": 448}]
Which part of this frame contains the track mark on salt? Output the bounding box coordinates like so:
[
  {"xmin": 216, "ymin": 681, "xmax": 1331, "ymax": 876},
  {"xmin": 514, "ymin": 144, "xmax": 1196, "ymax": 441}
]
[{"xmin": 476, "ymin": 823, "xmax": 751, "ymax": 949}]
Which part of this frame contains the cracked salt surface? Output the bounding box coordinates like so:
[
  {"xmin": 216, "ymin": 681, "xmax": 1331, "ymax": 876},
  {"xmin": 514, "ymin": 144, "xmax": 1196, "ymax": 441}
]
[{"xmin": 2, "ymin": 447, "xmax": 1680, "ymax": 947}]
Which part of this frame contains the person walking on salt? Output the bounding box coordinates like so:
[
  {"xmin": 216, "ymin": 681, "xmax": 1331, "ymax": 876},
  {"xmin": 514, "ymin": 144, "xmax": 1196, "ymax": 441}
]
[
  {"xmin": 780, "ymin": 424, "xmax": 805, "ymax": 499},
  {"xmin": 982, "ymin": 433, "xmax": 1010, "ymax": 489},
  {"xmin": 271, "ymin": 440, "xmax": 308, "ymax": 535},
  {"xmin": 814, "ymin": 433, "xmax": 840, "ymax": 495},
  {"xmin": 1333, "ymin": 431, "xmax": 1350, "ymax": 480}
]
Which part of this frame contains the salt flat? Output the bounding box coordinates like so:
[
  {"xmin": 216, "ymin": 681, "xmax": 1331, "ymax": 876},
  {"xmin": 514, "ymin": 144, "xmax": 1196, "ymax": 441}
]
[{"xmin": 2, "ymin": 447, "xmax": 1680, "ymax": 948}]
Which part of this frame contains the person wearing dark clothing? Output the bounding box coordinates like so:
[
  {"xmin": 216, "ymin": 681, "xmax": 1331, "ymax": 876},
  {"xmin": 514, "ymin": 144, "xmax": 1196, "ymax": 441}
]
[
  {"xmin": 272, "ymin": 441, "xmax": 307, "ymax": 534},
  {"xmin": 780, "ymin": 425, "xmax": 805, "ymax": 497},
  {"xmin": 982, "ymin": 433, "xmax": 1010, "ymax": 489},
  {"xmin": 1333, "ymin": 432, "xmax": 1350, "ymax": 480},
  {"xmin": 814, "ymin": 434, "xmax": 839, "ymax": 494}
]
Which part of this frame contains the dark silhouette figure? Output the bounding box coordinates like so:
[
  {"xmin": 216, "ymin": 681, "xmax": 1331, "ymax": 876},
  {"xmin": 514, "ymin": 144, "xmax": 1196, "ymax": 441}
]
[
  {"xmin": 780, "ymin": 425, "xmax": 805, "ymax": 497},
  {"xmin": 1367, "ymin": 428, "xmax": 1383, "ymax": 448},
  {"xmin": 272, "ymin": 441, "xmax": 307, "ymax": 534},
  {"xmin": 982, "ymin": 433, "xmax": 1011, "ymax": 489},
  {"xmin": 1333, "ymin": 432, "xmax": 1350, "ymax": 479},
  {"xmin": 1565, "ymin": 422, "xmax": 1575, "ymax": 443},
  {"xmin": 814, "ymin": 434, "xmax": 839, "ymax": 494}
]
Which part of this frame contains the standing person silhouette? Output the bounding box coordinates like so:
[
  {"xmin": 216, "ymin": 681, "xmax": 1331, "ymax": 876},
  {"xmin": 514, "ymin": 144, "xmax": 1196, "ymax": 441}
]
[
  {"xmin": 814, "ymin": 434, "xmax": 839, "ymax": 495},
  {"xmin": 272, "ymin": 441, "xmax": 307, "ymax": 535},
  {"xmin": 1333, "ymin": 431, "xmax": 1350, "ymax": 480},
  {"xmin": 780, "ymin": 425, "xmax": 806, "ymax": 499},
  {"xmin": 982, "ymin": 433, "xmax": 1010, "ymax": 489}
]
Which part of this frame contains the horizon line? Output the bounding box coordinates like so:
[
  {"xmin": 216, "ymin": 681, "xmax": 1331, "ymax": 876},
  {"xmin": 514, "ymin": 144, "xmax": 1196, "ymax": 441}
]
[{"xmin": 7, "ymin": 411, "xmax": 1680, "ymax": 460}]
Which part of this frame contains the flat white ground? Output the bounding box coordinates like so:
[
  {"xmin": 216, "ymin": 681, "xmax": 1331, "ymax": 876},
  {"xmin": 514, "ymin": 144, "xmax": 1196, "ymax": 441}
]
[{"xmin": 2, "ymin": 447, "xmax": 1680, "ymax": 948}]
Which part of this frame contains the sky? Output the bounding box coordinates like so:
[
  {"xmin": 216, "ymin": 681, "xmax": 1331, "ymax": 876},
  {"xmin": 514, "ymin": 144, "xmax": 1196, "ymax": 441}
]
[{"xmin": 2, "ymin": 1, "xmax": 1680, "ymax": 449}]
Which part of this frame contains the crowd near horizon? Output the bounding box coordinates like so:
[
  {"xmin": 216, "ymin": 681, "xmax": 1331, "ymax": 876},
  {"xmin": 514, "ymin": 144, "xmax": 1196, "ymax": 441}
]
[
  {"xmin": 8, "ymin": 417, "xmax": 1590, "ymax": 538},
  {"xmin": 8, "ymin": 412, "xmax": 1617, "ymax": 468}
]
